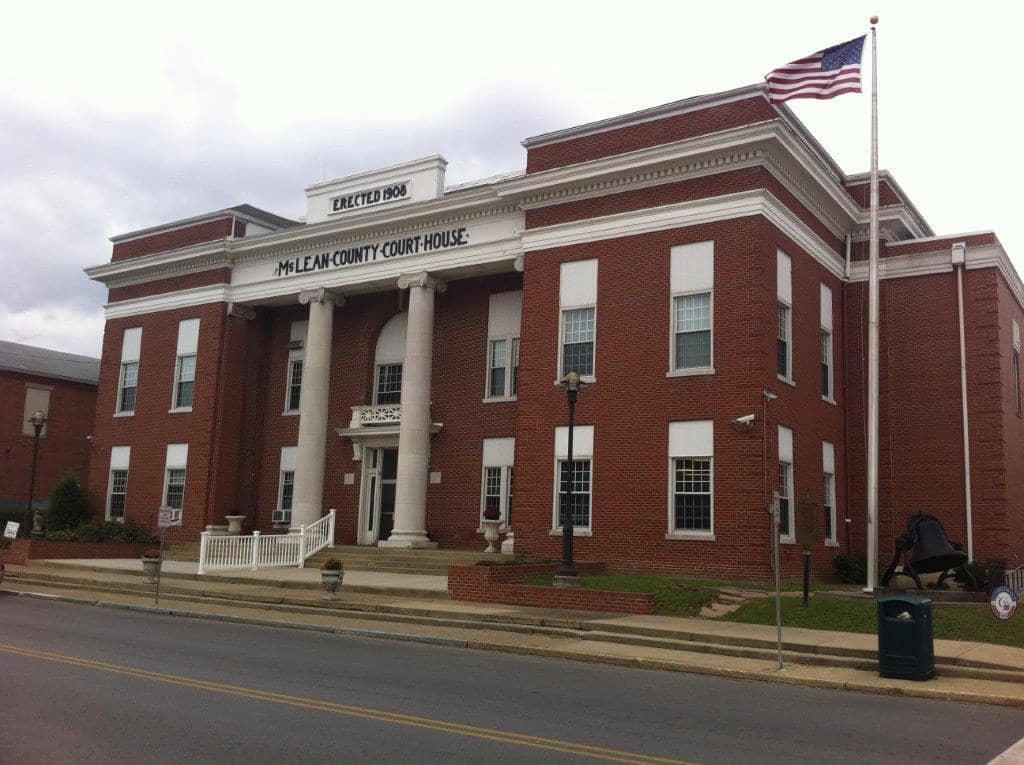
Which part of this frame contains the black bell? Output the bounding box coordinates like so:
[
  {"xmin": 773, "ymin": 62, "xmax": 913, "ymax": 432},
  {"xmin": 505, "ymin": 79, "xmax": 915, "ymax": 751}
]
[{"xmin": 907, "ymin": 514, "xmax": 967, "ymax": 574}]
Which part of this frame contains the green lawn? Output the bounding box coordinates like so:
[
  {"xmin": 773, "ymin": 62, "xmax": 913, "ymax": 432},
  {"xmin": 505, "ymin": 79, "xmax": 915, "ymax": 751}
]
[
  {"xmin": 725, "ymin": 595, "xmax": 1024, "ymax": 649},
  {"xmin": 525, "ymin": 574, "xmax": 713, "ymax": 616}
]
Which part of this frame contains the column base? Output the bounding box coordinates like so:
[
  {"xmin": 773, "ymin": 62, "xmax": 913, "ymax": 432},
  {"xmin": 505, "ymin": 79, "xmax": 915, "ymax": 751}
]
[{"xmin": 378, "ymin": 531, "xmax": 438, "ymax": 549}]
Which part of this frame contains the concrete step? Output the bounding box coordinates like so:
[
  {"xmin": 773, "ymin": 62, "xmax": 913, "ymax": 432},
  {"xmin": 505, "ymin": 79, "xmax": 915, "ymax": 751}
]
[{"xmin": 5, "ymin": 565, "xmax": 1023, "ymax": 685}]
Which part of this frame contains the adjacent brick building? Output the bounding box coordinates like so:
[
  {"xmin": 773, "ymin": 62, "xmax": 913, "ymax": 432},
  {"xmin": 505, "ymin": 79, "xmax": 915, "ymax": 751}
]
[
  {"xmin": 82, "ymin": 85, "xmax": 1024, "ymax": 577},
  {"xmin": 0, "ymin": 341, "xmax": 99, "ymax": 515}
]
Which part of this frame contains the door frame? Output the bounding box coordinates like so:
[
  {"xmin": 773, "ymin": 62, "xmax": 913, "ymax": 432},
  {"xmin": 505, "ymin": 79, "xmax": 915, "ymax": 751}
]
[{"xmin": 357, "ymin": 441, "xmax": 399, "ymax": 545}]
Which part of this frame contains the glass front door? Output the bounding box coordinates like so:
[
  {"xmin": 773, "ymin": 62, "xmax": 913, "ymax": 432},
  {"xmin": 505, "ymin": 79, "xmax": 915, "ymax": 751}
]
[{"xmin": 377, "ymin": 448, "xmax": 398, "ymax": 542}]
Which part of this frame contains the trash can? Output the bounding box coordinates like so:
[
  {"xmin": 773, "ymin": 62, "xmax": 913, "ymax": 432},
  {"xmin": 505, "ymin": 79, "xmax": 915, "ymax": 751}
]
[{"xmin": 877, "ymin": 595, "xmax": 934, "ymax": 680}]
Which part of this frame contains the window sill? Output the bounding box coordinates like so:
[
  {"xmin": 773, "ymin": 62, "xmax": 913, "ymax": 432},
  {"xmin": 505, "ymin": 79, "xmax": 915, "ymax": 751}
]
[
  {"xmin": 779, "ymin": 536, "xmax": 796, "ymax": 545},
  {"xmin": 169, "ymin": 407, "xmax": 193, "ymax": 414},
  {"xmin": 282, "ymin": 410, "xmax": 300, "ymax": 417},
  {"xmin": 666, "ymin": 367, "xmax": 715, "ymax": 378},
  {"xmin": 549, "ymin": 528, "xmax": 593, "ymax": 538},
  {"xmin": 113, "ymin": 411, "xmax": 135, "ymax": 418},
  {"xmin": 482, "ymin": 396, "xmax": 517, "ymax": 404},
  {"xmin": 777, "ymin": 375, "xmax": 796, "ymax": 388},
  {"xmin": 825, "ymin": 540, "xmax": 840, "ymax": 548},
  {"xmin": 552, "ymin": 376, "xmax": 596, "ymax": 387},
  {"xmin": 822, "ymin": 396, "xmax": 836, "ymax": 406},
  {"xmin": 665, "ymin": 532, "xmax": 715, "ymax": 541}
]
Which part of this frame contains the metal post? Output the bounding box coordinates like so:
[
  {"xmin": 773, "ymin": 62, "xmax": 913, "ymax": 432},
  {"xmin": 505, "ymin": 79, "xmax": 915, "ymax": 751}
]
[
  {"xmin": 865, "ymin": 18, "xmax": 881, "ymax": 594},
  {"xmin": 155, "ymin": 526, "xmax": 165, "ymax": 605},
  {"xmin": 251, "ymin": 531, "xmax": 260, "ymax": 570},
  {"xmin": 802, "ymin": 551, "xmax": 811, "ymax": 607},
  {"xmin": 556, "ymin": 386, "xmax": 579, "ymax": 582},
  {"xmin": 198, "ymin": 530, "xmax": 209, "ymax": 576},
  {"xmin": 23, "ymin": 422, "xmax": 43, "ymax": 539},
  {"xmin": 772, "ymin": 492, "xmax": 784, "ymax": 670}
]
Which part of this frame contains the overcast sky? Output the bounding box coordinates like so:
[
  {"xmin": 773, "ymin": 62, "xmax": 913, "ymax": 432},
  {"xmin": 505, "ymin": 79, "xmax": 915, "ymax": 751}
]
[{"xmin": 2, "ymin": 1, "xmax": 1019, "ymax": 356}]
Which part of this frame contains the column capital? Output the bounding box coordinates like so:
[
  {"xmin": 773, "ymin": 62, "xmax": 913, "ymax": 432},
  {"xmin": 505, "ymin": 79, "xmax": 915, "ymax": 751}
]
[
  {"xmin": 298, "ymin": 288, "xmax": 345, "ymax": 308},
  {"xmin": 397, "ymin": 272, "xmax": 447, "ymax": 293},
  {"xmin": 513, "ymin": 254, "xmax": 525, "ymax": 273}
]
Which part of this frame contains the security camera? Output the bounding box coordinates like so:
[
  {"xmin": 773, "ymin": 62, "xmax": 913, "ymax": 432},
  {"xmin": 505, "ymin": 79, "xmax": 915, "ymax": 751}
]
[{"xmin": 730, "ymin": 414, "xmax": 756, "ymax": 428}]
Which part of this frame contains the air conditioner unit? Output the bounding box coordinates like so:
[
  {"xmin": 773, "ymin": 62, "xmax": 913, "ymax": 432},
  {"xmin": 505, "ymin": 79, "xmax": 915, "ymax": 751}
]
[{"xmin": 272, "ymin": 508, "xmax": 291, "ymax": 525}]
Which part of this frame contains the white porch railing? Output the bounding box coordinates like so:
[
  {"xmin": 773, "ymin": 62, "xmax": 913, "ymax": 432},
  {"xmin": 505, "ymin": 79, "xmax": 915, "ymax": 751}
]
[
  {"xmin": 198, "ymin": 509, "xmax": 335, "ymax": 575},
  {"xmin": 351, "ymin": 404, "xmax": 402, "ymax": 427}
]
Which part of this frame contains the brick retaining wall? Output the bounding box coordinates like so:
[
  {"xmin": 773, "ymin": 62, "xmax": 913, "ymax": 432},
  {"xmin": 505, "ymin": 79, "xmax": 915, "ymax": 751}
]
[
  {"xmin": 0, "ymin": 540, "xmax": 153, "ymax": 565},
  {"xmin": 448, "ymin": 562, "xmax": 656, "ymax": 614}
]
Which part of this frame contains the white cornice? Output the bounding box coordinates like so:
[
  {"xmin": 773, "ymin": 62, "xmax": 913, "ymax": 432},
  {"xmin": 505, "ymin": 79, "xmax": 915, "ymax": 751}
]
[
  {"xmin": 304, "ymin": 155, "xmax": 447, "ymax": 194},
  {"xmin": 104, "ymin": 284, "xmax": 230, "ymax": 320},
  {"xmin": 521, "ymin": 188, "xmax": 845, "ymax": 279}
]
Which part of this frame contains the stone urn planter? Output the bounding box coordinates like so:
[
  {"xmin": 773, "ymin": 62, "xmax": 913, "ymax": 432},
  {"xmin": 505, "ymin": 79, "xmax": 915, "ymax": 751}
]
[
  {"xmin": 225, "ymin": 515, "xmax": 246, "ymax": 535},
  {"xmin": 481, "ymin": 510, "xmax": 503, "ymax": 553},
  {"xmin": 141, "ymin": 551, "xmax": 162, "ymax": 584},
  {"xmin": 320, "ymin": 559, "xmax": 344, "ymax": 600}
]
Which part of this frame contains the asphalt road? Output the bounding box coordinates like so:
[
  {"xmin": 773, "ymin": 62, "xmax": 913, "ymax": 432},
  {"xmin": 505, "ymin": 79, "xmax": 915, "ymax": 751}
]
[{"xmin": 0, "ymin": 595, "xmax": 1021, "ymax": 764}]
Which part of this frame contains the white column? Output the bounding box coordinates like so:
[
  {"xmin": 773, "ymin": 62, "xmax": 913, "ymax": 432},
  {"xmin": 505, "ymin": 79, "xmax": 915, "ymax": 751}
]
[
  {"xmin": 381, "ymin": 272, "xmax": 445, "ymax": 548},
  {"xmin": 291, "ymin": 288, "xmax": 342, "ymax": 530}
]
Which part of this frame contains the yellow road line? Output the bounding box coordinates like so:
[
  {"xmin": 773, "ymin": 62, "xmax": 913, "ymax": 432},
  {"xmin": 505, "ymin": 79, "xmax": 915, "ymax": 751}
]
[{"xmin": 0, "ymin": 643, "xmax": 695, "ymax": 765}]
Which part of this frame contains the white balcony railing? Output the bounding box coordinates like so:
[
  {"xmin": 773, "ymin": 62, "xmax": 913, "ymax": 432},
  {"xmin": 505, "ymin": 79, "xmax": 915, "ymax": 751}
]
[
  {"xmin": 198, "ymin": 509, "xmax": 335, "ymax": 575},
  {"xmin": 351, "ymin": 404, "xmax": 402, "ymax": 427}
]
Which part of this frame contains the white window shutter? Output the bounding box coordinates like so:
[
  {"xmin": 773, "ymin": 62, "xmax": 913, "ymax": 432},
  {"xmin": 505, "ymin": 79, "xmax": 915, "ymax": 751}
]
[
  {"xmin": 668, "ymin": 421, "xmax": 714, "ymax": 457},
  {"xmin": 670, "ymin": 242, "xmax": 714, "ymax": 294},
  {"xmin": 176, "ymin": 319, "xmax": 200, "ymax": 355},
  {"xmin": 554, "ymin": 425, "xmax": 594, "ymax": 459},
  {"xmin": 559, "ymin": 260, "xmax": 598, "ymax": 308},
  {"xmin": 778, "ymin": 426, "xmax": 793, "ymax": 463},
  {"xmin": 777, "ymin": 250, "xmax": 792, "ymax": 304}
]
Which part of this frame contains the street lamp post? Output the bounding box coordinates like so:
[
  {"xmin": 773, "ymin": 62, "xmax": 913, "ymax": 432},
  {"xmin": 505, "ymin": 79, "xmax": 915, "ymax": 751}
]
[
  {"xmin": 554, "ymin": 371, "xmax": 584, "ymax": 588},
  {"xmin": 24, "ymin": 410, "xmax": 48, "ymax": 539}
]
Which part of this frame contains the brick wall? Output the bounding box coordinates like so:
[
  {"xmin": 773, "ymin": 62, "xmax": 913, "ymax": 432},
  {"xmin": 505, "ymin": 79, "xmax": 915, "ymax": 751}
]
[
  {"xmin": 1, "ymin": 539, "xmax": 152, "ymax": 565},
  {"xmin": 526, "ymin": 96, "xmax": 778, "ymax": 173},
  {"xmin": 111, "ymin": 218, "xmax": 232, "ymax": 262},
  {"xmin": 0, "ymin": 371, "xmax": 96, "ymax": 509},
  {"xmin": 108, "ymin": 268, "xmax": 232, "ymax": 303}
]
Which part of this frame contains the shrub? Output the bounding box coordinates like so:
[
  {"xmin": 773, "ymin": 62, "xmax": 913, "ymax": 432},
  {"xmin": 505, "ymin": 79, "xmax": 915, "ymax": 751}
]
[
  {"xmin": 43, "ymin": 475, "xmax": 91, "ymax": 532},
  {"xmin": 954, "ymin": 561, "xmax": 989, "ymax": 592},
  {"xmin": 44, "ymin": 519, "xmax": 157, "ymax": 544},
  {"xmin": 834, "ymin": 553, "xmax": 866, "ymax": 584},
  {"xmin": 320, "ymin": 558, "xmax": 344, "ymax": 571}
]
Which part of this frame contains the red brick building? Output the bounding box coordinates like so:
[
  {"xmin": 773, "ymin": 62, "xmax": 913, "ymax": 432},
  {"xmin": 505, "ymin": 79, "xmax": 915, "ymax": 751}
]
[
  {"xmin": 83, "ymin": 85, "xmax": 1024, "ymax": 577},
  {"xmin": 0, "ymin": 341, "xmax": 99, "ymax": 515}
]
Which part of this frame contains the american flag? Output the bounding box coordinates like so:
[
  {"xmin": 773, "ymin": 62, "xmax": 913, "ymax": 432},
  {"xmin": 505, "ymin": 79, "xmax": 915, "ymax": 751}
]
[{"xmin": 765, "ymin": 36, "xmax": 866, "ymax": 104}]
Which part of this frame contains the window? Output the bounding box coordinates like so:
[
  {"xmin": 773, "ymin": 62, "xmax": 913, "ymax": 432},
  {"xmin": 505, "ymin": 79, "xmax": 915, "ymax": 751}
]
[
  {"xmin": 171, "ymin": 318, "xmax": 199, "ymax": 411},
  {"xmin": 486, "ymin": 291, "xmax": 522, "ymax": 400},
  {"xmin": 22, "ymin": 386, "xmax": 51, "ymax": 436},
  {"xmin": 276, "ymin": 471, "xmax": 295, "ymax": 525},
  {"xmin": 674, "ymin": 293, "xmax": 712, "ymax": 369},
  {"xmin": 557, "ymin": 459, "xmax": 591, "ymax": 529},
  {"xmin": 165, "ymin": 468, "xmax": 186, "ymax": 510},
  {"xmin": 777, "ymin": 251, "xmax": 793, "ymax": 381},
  {"xmin": 673, "ymin": 458, "xmax": 712, "ymax": 532},
  {"xmin": 174, "ymin": 355, "xmax": 196, "ymax": 409},
  {"xmin": 777, "ymin": 304, "xmax": 792, "ymax": 379},
  {"xmin": 375, "ymin": 363, "xmax": 403, "ymax": 405},
  {"xmin": 108, "ymin": 470, "xmax": 128, "ymax": 521},
  {"xmin": 558, "ymin": 260, "xmax": 598, "ymax": 379},
  {"xmin": 287, "ymin": 359, "xmax": 303, "ymax": 411},
  {"xmin": 118, "ymin": 362, "xmax": 139, "ymax": 413},
  {"xmin": 552, "ymin": 425, "xmax": 593, "ymax": 532},
  {"xmin": 1015, "ymin": 349, "xmax": 1022, "ymax": 417},
  {"xmin": 820, "ymin": 332, "xmax": 833, "ymax": 399},
  {"xmin": 561, "ymin": 307, "xmax": 595, "ymax": 376},
  {"xmin": 670, "ymin": 241, "xmax": 714, "ymax": 374},
  {"xmin": 823, "ymin": 441, "xmax": 836, "ymax": 544},
  {"xmin": 481, "ymin": 437, "xmax": 515, "ymax": 526},
  {"xmin": 778, "ymin": 426, "xmax": 794, "ymax": 538},
  {"xmin": 116, "ymin": 327, "xmax": 142, "ymax": 415}
]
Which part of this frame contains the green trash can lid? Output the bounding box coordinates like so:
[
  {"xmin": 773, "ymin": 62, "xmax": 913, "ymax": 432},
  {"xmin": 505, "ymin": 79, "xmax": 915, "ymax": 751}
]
[{"xmin": 877, "ymin": 595, "xmax": 932, "ymax": 605}]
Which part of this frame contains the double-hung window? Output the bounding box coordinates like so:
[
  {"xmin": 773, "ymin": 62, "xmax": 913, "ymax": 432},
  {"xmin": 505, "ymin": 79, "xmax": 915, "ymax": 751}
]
[
  {"xmin": 275, "ymin": 447, "xmax": 297, "ymax": 525},
  {"xmin": 552, "ymin": 425, "xmax": 594, "ymax": 532},
  {"xmin": 373, "ymin": 313, "xmax": 407, "ymax": 407},
  {"xmin": 777, "ymin": 426, "xmax": 794, "ymax": 539},
  {"xmin": 777, "ymin": 251, "xmax": 793, "ymax": 382},
  {"xmin": 486, "ymin": 292, "xmax": 522, "ymax": 400},
  {"xmin": 163, "ymin": 443, "xmax": 188, "ymax": 523},
  {"xmin": 668, "ymin": 420, "xmax": 714, "ymax": 537},
  {"xmin": 558, "ymin": 260, "xmax": 598, "ymax": 380},
  {"xmin": 823, "ymin": 441, "xmax": 836, "ymax": 544},
  {"xmin": 106, "ymin": 446, "xmax": 131, "ymax": 522},
  {"xmin": 670, "ymin": 241, "xmax": 714, "ymax": 374},
  {"xmin": 1014, "ymin": 321, "xmax": 1022, "ymax": 417},
  {"xmin": 117, "ymin": 327, "xmax": 142, "ymax": 415},
  {"xmin": 22, "ymin": 386, "xmax": 50, "ymax": 436},
  {"xmin": 375, "ymin": 363, "xmax": 403, "ymax": 405},
  {"xmin": 285, "ymin": 320, "xmax": 307, "ymax": 413},
  {"xmin": 171, "ymin": 318, "xmax": 200, "ymax": 411},
  {"xmin": 820, "ymin": 284, "xmax": 834, "ymax": 400},
  {"xmin": 481, "ymin": 438, "xmax": 515, "ymax": 526}
]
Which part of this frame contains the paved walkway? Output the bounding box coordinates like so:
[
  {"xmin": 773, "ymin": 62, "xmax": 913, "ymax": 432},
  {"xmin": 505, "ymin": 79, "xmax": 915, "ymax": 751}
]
[{"xmin": 39, "ymin": 558, "xmax": 449, "ymax": 593}]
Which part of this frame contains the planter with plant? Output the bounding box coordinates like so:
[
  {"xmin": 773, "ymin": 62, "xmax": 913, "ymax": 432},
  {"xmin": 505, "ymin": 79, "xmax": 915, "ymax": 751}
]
[
  {"xmin": 225, "ymin": 514, "xmax": 246, "ymax": 535},
  {"xmin": 320, "ymin": 558, "xmax": 344, "ymax": 598},
  {"xmin": 141, "ymin": 549, "xmax": 162, "ymax": 583},
  {"xmin": 481, "ymin": 507, "xmax": 503, "ymax": 553}
]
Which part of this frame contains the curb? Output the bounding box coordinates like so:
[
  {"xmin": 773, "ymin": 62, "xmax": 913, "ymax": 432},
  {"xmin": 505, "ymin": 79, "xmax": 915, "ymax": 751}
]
[{"xmin": 4, "ymin": 587, "xmax": 1022, "ymax": 709}]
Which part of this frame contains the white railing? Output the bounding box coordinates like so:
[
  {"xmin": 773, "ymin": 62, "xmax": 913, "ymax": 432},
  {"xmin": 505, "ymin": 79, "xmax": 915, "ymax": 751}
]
[
  {"xmin": 351, "ymin": 404, "xmax": 402, "ymax": 427},
  {"xmin": 198, "ymin": 509, "xmax": 335, "ymax": 575}
]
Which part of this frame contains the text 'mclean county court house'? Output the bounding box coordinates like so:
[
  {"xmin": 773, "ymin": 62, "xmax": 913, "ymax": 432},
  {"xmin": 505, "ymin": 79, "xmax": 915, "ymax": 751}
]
[{"xmin": 84, "ymin": 84, "xmax": 1024, "ymax": 578}]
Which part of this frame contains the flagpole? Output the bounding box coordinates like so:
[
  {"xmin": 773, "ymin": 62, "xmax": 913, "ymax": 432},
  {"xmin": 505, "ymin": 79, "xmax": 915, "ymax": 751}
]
[{"xmin": 865, "ymin": 16, "xmax": 880, "ymax": 594}]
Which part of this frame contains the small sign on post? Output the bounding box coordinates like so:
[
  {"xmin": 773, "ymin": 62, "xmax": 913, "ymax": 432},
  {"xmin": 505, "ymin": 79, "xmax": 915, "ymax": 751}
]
[
  {"xmin": 796, "ymin": 493, "xmax": 819, "ymax": 607},
  {"xmin": 154, "ymin": 507, "xmax": 181, "ymax": 605},
  {"xmin": 3, "ymin": 521, "xmax": 19, "ymax": 539}
]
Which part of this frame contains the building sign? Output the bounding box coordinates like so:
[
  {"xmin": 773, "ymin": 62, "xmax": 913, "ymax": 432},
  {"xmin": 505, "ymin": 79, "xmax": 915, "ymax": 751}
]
[
  {"xmin": 330, "ymin": 181, "xmax": 409, "ymax": 214},
  {"xmin": 795, "ymin": 493, "xmax": 819, "ymax": 550},
  {"xmin": 273, "ymin": 226, "xmax": 470, "ymax": 278},
  {"xmin": 158, "ymin": 507, "xmax": 182, "ymax": 528},
  {"xmin": 3, "ymin": 521, "xmax": 18, "ymax": 539}
]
